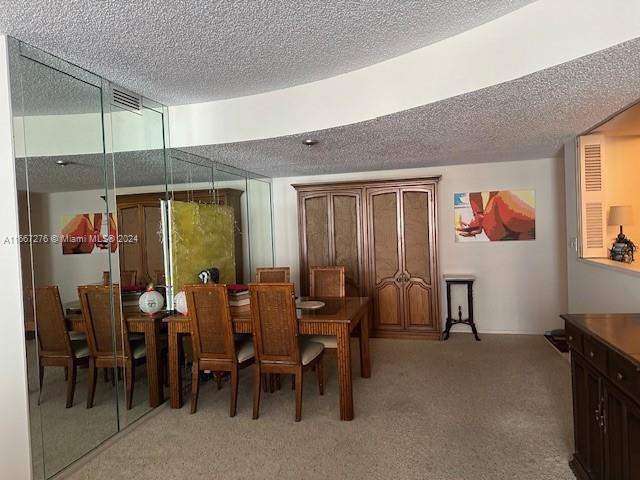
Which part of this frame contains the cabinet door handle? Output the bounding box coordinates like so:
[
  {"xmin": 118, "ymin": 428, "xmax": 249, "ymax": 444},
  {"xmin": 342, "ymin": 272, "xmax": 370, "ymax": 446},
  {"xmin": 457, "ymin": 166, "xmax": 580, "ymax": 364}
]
[
  {"xmin": 589, "ymin": 351, "xmax": 595, "ymax": 358},
  {"xmin": 568, "ymin": 335, "xmax": 574, "ymax": 341},
  {"xmin": 617, "ymin": 372, "xmax": 624, "ymax": 381}
]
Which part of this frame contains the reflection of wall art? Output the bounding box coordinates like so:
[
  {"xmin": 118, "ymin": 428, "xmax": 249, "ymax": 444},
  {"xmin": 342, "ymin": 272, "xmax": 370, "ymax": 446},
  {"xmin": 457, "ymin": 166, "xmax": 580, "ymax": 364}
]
[
  {"xmin": 454, "ymin": 190, "xmax": 536, "ymax": 242},
  {"xmin": 61, "ymin": 213, "xmax": 117, "ymax": 254}
]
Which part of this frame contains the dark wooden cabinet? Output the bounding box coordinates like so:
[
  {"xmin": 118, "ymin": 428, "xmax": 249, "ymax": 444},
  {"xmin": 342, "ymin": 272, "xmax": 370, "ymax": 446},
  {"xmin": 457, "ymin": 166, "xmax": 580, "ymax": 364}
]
[
  {"xmin": 563, "ymin": 314, "xmax": 640, "ymax": 480},
  {"xmin": 117, "ymin": 188, "xmax": 244, "ymax": 285},
  {"xmin": 296, "ymin": 178, "xmax": 440, "ymax": 339}
]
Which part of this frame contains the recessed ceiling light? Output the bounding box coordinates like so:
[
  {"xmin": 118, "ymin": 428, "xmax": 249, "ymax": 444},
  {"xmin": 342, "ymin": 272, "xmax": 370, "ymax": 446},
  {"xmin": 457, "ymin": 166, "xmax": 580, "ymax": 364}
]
[
  {"xmin": 302, "ymin": 138, "xmax": 319, "ymax": 146},
  {"xmin": 55, "ymin": 160, "xmax": 70, "ymax": 166}
]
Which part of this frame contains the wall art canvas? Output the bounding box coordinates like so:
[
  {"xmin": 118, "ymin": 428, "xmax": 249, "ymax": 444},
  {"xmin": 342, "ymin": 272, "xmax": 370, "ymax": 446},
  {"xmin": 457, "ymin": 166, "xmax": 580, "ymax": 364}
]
[
  {"xmin": 454, "ymin": 190, "xmax": 536, "ymax": 242},
  {"xmin": 61, "ymin": 213, "xmax": 117, "ymax": 254}
]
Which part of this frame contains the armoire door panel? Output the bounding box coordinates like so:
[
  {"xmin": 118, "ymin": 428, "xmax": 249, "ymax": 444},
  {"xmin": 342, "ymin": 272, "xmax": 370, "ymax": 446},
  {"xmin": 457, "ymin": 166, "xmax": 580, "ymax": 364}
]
[
  {"xmin": 143, "ymin": 206, "xmax": 163, "ymax": 284},
  {"xmin": 371, "ymin": 191, "xmax": 400, "ymax": 283},
  {"xmin": 405, "ymin": 282, "xmax": 434, "ymax": 330},
  {"xmin": 304, "ymin": 195, "xmax": 330, "ymax": 268},
  {"xmin": 374, "ymin": 281, "xmax": 403, "ymax": 328},
  {"xmin": 332, "ymin": 194, "xmax": 360, "ymax": 293},
  {"xmin": 402, "ymin": 190, "xmax": 431, "ymax": 285},
  {"xmin": 118, "ymin": 206, "xmax": 141, "ymax": 278}
]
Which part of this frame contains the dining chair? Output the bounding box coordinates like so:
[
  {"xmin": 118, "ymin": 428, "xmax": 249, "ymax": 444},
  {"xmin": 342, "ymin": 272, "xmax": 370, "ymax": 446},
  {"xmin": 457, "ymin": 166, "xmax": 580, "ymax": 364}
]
[
  {"xmin": 255, "ymin": 267, "xmax": 290, "ymax": 283},
  {"xmin": 309, "ymin": 266, "xmax": 346, "ymax": 297},
  {"xmin": 78, "ymin": 284, "xmax": 147, "ymax": 410},
  {"xmin": 307, "ymin": 266, "xmax": 346, "ymax": 349},
  {"xmin": 184, "ymin": 284, "xmax": 254, "ymax": 416},
  {"xmin": 120, "ymin": 270, "xmax": 137, "ymax": 287},
  {"xmin": 31, "ymin": 286, "xmax": 89, "ymax": 408},
  {"xmin": 249, "ymin": 283, "xmax": 324, "ymax": 421}
]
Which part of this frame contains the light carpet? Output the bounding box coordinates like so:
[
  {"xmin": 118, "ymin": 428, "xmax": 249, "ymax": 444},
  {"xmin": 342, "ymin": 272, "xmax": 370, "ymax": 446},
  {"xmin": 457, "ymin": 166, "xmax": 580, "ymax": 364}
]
[{"xmin": 58, "ymin": 334, "xmax": 574, "ymax": 480}]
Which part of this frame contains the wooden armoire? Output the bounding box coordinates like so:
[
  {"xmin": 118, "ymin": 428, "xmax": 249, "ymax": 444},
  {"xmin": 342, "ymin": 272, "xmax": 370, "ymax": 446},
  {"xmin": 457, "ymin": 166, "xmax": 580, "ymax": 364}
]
[
  {"xmin": 116, "ymin": 188, "xmax": 244, "ymax": 285},
  {"xmin": 295, "ymin": 178, "xmax": 440, "ymax": 340}
]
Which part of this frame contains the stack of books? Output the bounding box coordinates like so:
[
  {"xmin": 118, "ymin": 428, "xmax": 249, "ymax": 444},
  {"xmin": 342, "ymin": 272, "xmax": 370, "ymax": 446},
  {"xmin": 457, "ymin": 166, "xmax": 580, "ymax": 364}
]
[{"xmin": 228, "ymin": 285, "xmax": 249, "ymax": 307}]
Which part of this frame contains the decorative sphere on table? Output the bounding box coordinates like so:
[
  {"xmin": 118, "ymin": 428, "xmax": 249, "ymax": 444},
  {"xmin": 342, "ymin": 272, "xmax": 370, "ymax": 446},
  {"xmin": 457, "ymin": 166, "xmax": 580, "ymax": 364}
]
[
  {"xmin": 174, "ymin": 291, "xmax": 188, "ymax": 315},
  {"xmin": 139, "ymin": 286, "xmax": 164, "ymax": 314}
]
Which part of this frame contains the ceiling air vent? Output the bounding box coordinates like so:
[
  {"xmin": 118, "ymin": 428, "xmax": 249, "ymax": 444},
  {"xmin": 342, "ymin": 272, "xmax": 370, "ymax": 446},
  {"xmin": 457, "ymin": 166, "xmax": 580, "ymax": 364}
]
[{"xmin": 111, "ymin": 86, "xmax": 142, "ymax": 114}]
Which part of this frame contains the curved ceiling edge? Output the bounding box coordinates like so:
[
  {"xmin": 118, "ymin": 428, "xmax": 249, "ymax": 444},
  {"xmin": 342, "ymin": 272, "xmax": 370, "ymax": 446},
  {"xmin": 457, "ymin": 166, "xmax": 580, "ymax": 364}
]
[{"xmin": 169, "ymin": 0, "xmax": 640, "ymax": 147}]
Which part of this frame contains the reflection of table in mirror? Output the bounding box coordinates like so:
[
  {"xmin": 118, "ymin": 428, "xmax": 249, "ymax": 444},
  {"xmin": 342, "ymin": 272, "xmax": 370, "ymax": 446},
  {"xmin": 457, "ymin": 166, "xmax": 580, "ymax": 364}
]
[
  {"xmin": 64, "ymin": 303, "xmax": 169, "ymax": 408},
  {"xmin": 165, "ymin": 296, "xmax": 372, "ymax": 421}
]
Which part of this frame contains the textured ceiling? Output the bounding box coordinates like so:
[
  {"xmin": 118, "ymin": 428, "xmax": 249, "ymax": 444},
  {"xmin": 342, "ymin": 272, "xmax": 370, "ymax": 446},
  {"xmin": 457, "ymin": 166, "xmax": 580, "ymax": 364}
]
[
  {"xmin": 17, "ymin": 38, "xmax": 640, "ymax": 190},
  {"xmin": 181, "ymin": 38, "xmax": 640, "ymax": 177},
  {"xmin": 0, "ymin": 0, "xmax": 535, "ymax": 105}
]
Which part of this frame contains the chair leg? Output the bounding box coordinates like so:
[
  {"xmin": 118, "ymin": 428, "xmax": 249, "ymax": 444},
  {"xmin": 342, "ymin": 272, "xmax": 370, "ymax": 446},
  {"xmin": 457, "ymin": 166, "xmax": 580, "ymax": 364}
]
[
  {"xmin": 126, "ymin": 362, "xmax": 135, "ymax": 410},
  {"xmin": 294, "ymin": 367, "xmax": 303, "ymax": 422},
  {"xmin": 275, "ymin": 374, "xmax": 281, "ymax": 390},
  {"xmin": 252, "ymin": 367, "xmax": 262, "ymax": 420},
  {"xmin": 38, "ymin": 364, "xmax": 44, "ymax": 405},
  {"xmin": 103, "ymin": 368, "xmax": 109, "ymax": 383},
  {"xmin": 229, "ymin": 367, "xmax": 239, "ymax": 417},
  {"xmin": 317, "ymin": 353, "xmax": 324, "ymax": 396},
  {"xmin": 64, "ymin": 366, "xmax": 69, "ymax": 381},
  {"xmin": 292, "ymin": 374, "xmax": 295, "ymax": 390},
  {"xmin": 87, "ymin": 358, "xmax": 97, "ymax": 408},
  {"xmin": 190, "ymin": 361, "xmax": 200, "ymax": 414},
  {"xmin": 216, "ymin": 372, "xmax": 223, "ymax": 390},
  {"xmin": 66, "ymin": 360, "xmax": 77, "ymax": 408}
]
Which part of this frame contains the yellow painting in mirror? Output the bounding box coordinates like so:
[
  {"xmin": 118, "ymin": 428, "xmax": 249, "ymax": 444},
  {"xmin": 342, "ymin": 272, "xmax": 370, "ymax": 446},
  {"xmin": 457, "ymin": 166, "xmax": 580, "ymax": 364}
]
[{"xmin": 170, "ymin": 200, "xmax": 236, "ymax": 292}]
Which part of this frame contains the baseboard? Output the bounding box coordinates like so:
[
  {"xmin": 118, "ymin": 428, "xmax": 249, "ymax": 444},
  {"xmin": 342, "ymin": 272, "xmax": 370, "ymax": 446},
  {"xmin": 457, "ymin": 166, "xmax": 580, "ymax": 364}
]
[{"xmin": 569, "ymin": 456, "xmax": 589, "ymax": 480}]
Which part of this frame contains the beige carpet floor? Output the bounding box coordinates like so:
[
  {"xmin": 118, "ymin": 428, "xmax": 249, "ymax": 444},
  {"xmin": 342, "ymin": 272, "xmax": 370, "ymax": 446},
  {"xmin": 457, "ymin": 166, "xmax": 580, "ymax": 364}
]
[{"xmin": 58, "ymin": 334, "xmax": 574, "ymax": 480}]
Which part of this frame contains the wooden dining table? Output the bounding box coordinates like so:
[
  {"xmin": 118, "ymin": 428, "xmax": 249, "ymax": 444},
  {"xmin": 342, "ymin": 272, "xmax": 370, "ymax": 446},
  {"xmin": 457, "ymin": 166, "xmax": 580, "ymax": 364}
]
[
  {"xmin": 64, "ymin": 301, "xmax": 169, "ymax": 408},
  {"xmin": 164, "ymin": 296, "xmax": 371, "ymax": 421}
]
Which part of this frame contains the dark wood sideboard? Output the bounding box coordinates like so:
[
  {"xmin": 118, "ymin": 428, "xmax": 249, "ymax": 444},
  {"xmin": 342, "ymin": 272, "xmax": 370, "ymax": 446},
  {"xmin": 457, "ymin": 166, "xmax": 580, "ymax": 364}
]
[{"xmin": 562, "ymin": 313, "xmax": 640, "ymax": 480}]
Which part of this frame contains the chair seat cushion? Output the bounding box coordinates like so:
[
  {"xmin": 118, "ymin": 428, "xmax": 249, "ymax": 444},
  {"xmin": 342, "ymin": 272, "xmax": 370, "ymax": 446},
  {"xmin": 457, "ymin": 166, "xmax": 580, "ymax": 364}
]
[
  {"xmin": 299, "ymin": 338, "xmax": 323, "ymax": 366},
  {"xmin": 68, "ymin": 331, "xmax": 86, "ymax": 341},
  {"xmin": 131, "ymin": 341, "xmax": 147, "ymax": 360},
  {"xmin": 304, "ymin": 335, "xmax": 337, "ymax": 349},
  {"xmin": 71, "ymin": 340, "xmax": 89, "ymax": 359},
  {"xmin": 235, "ymin": 337, "xmax": 255, "ymax": 363}
]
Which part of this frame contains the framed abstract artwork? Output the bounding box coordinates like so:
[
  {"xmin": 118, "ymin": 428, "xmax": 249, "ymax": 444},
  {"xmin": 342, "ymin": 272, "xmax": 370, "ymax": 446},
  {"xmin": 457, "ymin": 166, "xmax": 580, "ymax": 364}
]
[{"xmin": 454, "ymin": 190, "xmax": 536, "ymax": 242}]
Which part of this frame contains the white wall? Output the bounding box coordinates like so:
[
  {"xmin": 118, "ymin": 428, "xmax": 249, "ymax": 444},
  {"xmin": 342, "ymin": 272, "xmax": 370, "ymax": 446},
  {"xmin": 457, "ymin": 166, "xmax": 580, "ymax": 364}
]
[
  {"xmin": 565, "ymin": 139, "xmax": 640, "ymax": 312},
  {"xmin": 0, "ymin": 34, "xmax": 33, "ymax": 480},
  {"xmin": 605, "ymin": 136, "xmax": 640, "ymax": 243},
  {"xmin": 272, "ymin": 157, "xmax": 567, "ymax": 334}
]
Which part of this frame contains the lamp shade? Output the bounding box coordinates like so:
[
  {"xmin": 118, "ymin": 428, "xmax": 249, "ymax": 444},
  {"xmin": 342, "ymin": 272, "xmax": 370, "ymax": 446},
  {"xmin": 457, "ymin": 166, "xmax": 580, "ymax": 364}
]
[{"xmin": 608, "ymin": 205, "xmax": 634, "ymax": 226}]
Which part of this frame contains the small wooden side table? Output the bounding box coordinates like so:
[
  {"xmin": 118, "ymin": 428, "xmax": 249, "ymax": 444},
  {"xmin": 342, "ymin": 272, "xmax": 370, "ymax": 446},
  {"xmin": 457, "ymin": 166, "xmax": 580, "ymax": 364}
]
[{"xmin": 443, "ymin": 274, "xmax": 480, "ymax": 341}]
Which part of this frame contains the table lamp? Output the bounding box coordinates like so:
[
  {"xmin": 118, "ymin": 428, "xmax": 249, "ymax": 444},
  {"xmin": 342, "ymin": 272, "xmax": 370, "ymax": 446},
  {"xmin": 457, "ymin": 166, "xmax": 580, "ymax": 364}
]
[{"xmin": 608, "ymin": 205, "xmax": 634, "ymax": 242}]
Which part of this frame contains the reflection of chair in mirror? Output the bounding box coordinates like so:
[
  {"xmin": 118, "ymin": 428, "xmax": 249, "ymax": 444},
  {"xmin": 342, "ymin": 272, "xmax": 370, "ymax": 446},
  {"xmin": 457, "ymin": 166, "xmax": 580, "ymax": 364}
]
[
  {"xmin": 307, "ymin": 266, "xmax": 346, "ymax": 349},
  {"xmin": 256, "ymin": 267, "xmax": 290, "ymax": 283},
  {"xmin": 249, "ymin": 283, "xmax": 324, "ymax": 422},
  {"xmin": 184, "ymin": 284, "xmax": 254, "ymax": 416},
  {"xmin": 32, "ymin": 286, "xmax": 89, "ymax": 408},
  {"xmin": 154, "ymin": 270, "xmax": 165, "ymax": 286},
  {"xmin": 78, "ymin": 285, "xmax": 147, "ymax": 410},
  {"xmin": 103, "ymin": 270, "xmax": 138, "ymax": 287}
]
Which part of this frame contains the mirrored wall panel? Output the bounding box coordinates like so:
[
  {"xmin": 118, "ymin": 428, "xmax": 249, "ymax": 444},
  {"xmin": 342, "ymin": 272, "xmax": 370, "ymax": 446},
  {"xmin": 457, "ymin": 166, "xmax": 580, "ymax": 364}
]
[{"xmin": 9, "ymin": 39, "xmax": 274, "ymax": 479}]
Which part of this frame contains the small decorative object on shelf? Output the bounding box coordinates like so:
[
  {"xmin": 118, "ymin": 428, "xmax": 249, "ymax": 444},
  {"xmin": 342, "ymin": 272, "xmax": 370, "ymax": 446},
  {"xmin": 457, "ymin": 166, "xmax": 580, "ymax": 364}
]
[
  {"xmin": 198, "ymin": 267, "xmax": 220, "ymax": 284},
  {"xmin": 138, "ymin": 284, "xmax": 164, "ymax": 315},
  {"xmin": 174, "ymin": 291, "xmax": 188, "ymax": 315},
  {"xmin": 608, "ymin": 205, "xmax": 636, "ymax": 263}
]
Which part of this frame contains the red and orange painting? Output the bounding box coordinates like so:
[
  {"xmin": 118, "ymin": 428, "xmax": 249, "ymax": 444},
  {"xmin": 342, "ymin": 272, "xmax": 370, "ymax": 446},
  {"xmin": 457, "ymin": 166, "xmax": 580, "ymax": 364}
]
[
  {"xmin": 60, "ymin": 213, "xmax": 117, "ymax": 254},
  {"xmin": 454, "ymin": 190, "xmax": 535, "ymax": 242}
]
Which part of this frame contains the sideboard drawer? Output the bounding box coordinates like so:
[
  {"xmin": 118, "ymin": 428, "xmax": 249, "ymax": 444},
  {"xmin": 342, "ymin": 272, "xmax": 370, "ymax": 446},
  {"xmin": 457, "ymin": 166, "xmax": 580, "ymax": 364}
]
[
  {"xmin": 583, "ymin": 335, "xmax": 607, "ymax": 372},
  {"xmin": 608, "ymin": 350, "xmax": 640, "ymax": 402},
  {"xmin": 565, "ymin": 322, "xmax": 583, "ymax": 354}
]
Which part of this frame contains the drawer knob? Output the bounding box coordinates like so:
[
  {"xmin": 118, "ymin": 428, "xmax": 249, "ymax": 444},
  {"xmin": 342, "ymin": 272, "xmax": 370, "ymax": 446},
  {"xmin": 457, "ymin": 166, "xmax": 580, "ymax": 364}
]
[
  {"xmin": 617, "ymin": 372, "xmax": 624, "ymax": 381},
  {"xmin": 568, "ymin": 335, "xmax": 574, "ymax": 341},
  {"xmin": 589, "ymin": 351, "xmax": 595, "ymax": 358}
]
